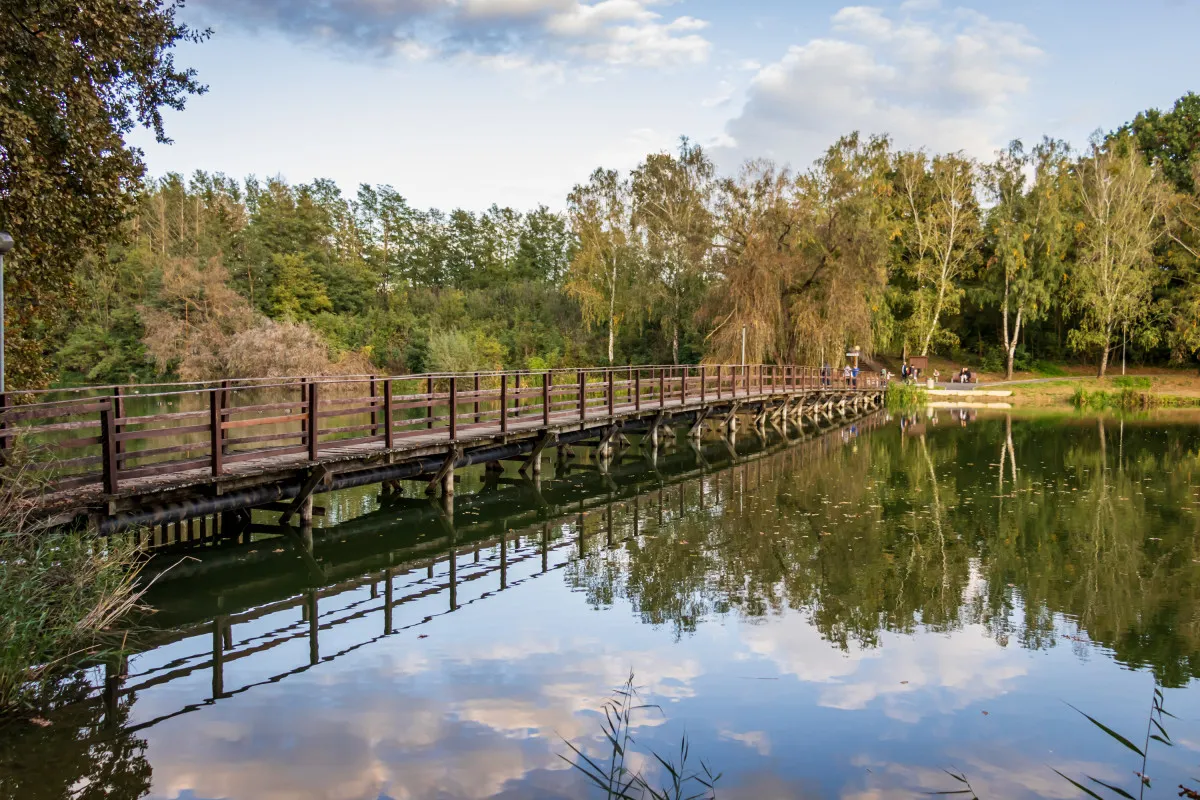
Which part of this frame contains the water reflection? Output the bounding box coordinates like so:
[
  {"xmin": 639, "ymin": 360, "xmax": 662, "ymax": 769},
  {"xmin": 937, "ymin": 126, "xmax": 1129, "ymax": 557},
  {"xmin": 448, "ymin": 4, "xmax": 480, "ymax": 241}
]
[{"xmin": 6, "ymin": 411, "xmax": 1200, "ymax": 799}]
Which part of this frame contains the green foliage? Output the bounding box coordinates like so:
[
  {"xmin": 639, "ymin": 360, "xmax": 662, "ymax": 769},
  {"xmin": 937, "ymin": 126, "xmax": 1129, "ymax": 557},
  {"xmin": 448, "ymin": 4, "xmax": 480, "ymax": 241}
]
[
  {"xmin": 1113, "ymin": 376, "xmax": 1153, "ymax": 390},
  {"xmin": 426, "ymin": 329, "xmax": 506, "ymax": 373},
  {"xmin": 1031, "ymin": 360, "xmax": 1068, "ymax": 377},
  {"xmin": 268, "ymin": 254, "xmax": 333, "ymax": 320},
  {"xmin": 0, "ymin": 527, "xmax": 143, "ymax": 710},
  {"xmin": 1129, "ymin": 92, "xmax": 1200, "ymax": 193},
  {"xmin": 32, "ymin": 89, "xmax": 1200, "ymax": 388},
  {"xmin": 884, "ymin": 382, "xmax": 927, "ymax": 412},
  {"xmin": 0, "ymin": 0, "xmax": 207, "ymax": 388}
]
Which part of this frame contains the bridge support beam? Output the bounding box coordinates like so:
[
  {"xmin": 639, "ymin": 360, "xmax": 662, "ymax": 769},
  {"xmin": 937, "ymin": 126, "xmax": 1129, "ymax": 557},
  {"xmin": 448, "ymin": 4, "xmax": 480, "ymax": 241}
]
[{"xmin": 427, "ymin": 448, "xmax": 460, "ymax": 497}]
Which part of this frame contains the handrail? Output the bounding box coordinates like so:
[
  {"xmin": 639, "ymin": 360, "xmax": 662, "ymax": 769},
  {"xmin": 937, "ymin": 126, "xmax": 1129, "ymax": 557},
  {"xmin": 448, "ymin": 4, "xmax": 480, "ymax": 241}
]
[{"xmin": 0, "ymin": 364, "xmax": 885, "ymax": 496}]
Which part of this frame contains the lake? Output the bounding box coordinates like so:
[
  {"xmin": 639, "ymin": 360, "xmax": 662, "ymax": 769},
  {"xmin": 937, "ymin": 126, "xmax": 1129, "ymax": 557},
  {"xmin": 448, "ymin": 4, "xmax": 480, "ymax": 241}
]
[{"xmin": 5, "ymin": 408, "xmax": 1200, "ymax": 800}]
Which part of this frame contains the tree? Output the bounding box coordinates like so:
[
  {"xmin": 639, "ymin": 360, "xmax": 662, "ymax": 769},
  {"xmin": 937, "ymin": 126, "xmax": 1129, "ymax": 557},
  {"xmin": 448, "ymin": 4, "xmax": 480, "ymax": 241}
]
[
  {"xmin": 631, "ymin": 138, "xmax": 715, "ymax": 364},
  {"xmin": 705, "ymin": 135, "xmax": 893, "ymax": 365},
  {"xmin": 1128, "ymin": 92, "xmax": 1200, "ymax": 194},
  {"xmin": 1068, "ymin": 137, "xmax": 1170, "ymax": 376},
  {"xmin": 894, "ymin": 151, "xmax": 983, "ymax": 356},
  {"xmin": 566, "ymin": 168, "xmax": 638, "ymax": 364},
  {"xmin": 269, "ymin": 254, "xmax": 333, "ymax": 321},
  {"xmin": 982, "ymin": 139, "xmax": 1074, "ymax": 378},
  {"xmin": 0, "ymin": 0, "xmax": 206, "ymax": 387},
  {"xmin": 515, "ymin": 205, "xmax": 573, "ymax": 283}
]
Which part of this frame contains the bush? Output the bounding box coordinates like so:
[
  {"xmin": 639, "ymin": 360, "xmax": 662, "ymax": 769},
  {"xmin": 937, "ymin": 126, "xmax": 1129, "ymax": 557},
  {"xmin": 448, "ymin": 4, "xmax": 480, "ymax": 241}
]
[
  {"xmin": 885, "ymin": 382, "xmax": 927, "ymax": 412},
  {"xmin": 426, "ymin": 329, "xmax": 507, "ymax": 373},
  {"xmin": 0, "ymin": 525, "xmax": 143, "ymax": 711}
]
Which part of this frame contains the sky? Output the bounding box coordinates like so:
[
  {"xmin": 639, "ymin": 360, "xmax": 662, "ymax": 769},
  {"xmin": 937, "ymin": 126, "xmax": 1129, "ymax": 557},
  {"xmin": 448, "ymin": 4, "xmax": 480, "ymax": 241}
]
[{"xmin": 128, "ymin": 0, "xmax": 1200, "ymax": 211}]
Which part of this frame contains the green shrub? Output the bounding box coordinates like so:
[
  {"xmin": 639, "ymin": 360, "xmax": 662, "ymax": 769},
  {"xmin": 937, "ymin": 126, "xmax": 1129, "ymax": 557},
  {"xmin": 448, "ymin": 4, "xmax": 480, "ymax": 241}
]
[{"xmin": 885, "ymin": 382, "xmax": 927, "ymax": 412}]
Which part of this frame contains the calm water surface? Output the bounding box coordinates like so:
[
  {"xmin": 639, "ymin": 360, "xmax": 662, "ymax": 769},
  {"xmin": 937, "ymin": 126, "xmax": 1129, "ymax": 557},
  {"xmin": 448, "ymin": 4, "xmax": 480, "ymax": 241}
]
[{"xmin": 6, "ymin": 410, "xmax": 1200, "ymax": 799}]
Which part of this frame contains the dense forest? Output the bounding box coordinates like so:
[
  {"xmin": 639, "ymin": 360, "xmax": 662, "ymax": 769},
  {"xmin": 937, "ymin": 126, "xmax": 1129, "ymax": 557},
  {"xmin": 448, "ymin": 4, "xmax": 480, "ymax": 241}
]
[
  {"xmin": 2, "ymin": 4, "xmax": 1198, "ymax": 389},
  {"xmin": 0, "ymin": 50, "xmax": 1189, "ymax": 391},
  {"xmin": 42, "ymin": 92, "xmax": 1198, "ymax": 389}
]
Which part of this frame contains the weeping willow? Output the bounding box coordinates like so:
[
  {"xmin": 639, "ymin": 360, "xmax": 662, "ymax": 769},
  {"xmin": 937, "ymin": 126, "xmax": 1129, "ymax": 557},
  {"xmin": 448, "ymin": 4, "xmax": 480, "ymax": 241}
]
[{"xmin": 702, "ymin": 133, "xmax": 893, "ymax": 366}]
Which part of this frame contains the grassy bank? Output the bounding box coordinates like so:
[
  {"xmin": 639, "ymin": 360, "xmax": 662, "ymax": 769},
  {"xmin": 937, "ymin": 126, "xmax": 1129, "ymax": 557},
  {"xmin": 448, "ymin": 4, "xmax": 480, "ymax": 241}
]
[
  {"xmin": 997, "ymin": 374, "xmax": 1200, "ymax": 409},
  {"xmin": 0, "ymin": 518, "xmax": 142, "ymax": 713}
]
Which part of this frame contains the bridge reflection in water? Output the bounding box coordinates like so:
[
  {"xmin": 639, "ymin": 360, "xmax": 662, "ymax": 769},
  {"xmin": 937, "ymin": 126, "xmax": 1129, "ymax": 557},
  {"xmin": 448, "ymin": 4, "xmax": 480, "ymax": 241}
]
[{"xmin": 97, "ymin": 409, "xmax": 884, "ymax": 735}]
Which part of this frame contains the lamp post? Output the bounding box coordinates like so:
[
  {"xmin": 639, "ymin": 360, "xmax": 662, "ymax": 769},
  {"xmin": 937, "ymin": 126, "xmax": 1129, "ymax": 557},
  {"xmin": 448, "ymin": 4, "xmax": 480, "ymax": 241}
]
[{"xmin": 0, "ymin": 232, "xmax": 11, "ymax": 393}]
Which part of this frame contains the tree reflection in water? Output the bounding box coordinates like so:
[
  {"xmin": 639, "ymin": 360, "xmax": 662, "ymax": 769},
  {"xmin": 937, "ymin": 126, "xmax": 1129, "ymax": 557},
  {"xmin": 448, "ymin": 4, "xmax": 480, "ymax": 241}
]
[{"xmin": 566, "ymin": 413, "xmax": 1200, "ymax": 687}]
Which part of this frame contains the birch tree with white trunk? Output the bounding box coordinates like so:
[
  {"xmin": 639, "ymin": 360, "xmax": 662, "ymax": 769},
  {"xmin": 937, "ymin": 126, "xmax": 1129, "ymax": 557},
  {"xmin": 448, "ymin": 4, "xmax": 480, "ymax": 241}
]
[
  {"xmin": 566, "ymin": 168, "xmax": 638, "ymax": 365},
  {"xmin": 895, "ymin": 151, "xmax": 983, "ymax": 356},
  {"xmin": 1068, "ymin": 138, "xmax": 1169, "ymax": 377}
]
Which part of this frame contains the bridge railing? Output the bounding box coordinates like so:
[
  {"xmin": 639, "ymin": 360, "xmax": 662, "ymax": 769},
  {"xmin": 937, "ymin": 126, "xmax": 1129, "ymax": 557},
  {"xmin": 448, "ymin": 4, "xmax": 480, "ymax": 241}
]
[{"xmin": 0, "ymin": 365, "xmax": 882, "ymax": 496}]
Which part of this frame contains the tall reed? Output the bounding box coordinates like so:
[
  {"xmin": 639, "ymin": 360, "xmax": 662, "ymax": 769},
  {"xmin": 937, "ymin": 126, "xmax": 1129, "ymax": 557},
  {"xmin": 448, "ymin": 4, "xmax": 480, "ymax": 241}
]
[{"xmin": 0, "ymin": 452, "xmax": 144, "ymax": 712}]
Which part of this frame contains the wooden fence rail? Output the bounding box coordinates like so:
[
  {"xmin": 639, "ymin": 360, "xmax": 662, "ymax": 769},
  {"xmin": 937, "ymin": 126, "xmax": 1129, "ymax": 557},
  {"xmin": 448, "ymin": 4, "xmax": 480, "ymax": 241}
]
[{"xmin": 0, "ymin": 364, "xmax": 883, "ymax": 496}]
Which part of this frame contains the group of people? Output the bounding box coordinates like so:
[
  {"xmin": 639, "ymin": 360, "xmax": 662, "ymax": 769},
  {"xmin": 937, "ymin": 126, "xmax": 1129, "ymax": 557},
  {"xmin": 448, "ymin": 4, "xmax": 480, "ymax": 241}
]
[
  {"xmin": 898, "ymin": 363, "xmax": 976, "ymax": 385},
  {"xmin": 817, "ymin": 359, "xmax": 977, "ymax": 387},
  {"xmin": 951, "ymin": 366, "xmax": 975, "ymax": 383},
  {"xmin": 819, "ymin": 363, "xmax": 860, "ymax": 389}
]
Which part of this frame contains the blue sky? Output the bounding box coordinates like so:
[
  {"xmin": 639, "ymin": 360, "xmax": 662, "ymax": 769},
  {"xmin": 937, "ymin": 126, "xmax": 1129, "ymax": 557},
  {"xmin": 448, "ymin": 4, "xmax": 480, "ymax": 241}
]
[{"xmin": 129, "ymin": 0, "xmax": 1200, "ymax": 211}]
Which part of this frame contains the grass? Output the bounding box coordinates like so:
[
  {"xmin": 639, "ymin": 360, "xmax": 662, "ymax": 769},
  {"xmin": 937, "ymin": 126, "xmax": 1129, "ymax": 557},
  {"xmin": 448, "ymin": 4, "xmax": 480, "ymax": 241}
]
[
  {"xmin": 1031, "ymin": 360, "xmax": 1069, "ymax": 377},
  {"xmin": 0, "ymin": 449, "xmax": 145, "ymax": 714},
  {"xmin": 561, "ymin": 671, "xmax": 721, "ymax": 800},
  {"xmin": 0, "ymin": 529, "xmax": 143, "ymax": 713},
  {"xmin": 1112, "ymin": 376, "xmax": 1153, "ymax": 390},
  {"xmin": 885, "ymin": 382, "xmax": 927, "ymax": 413},
  {"xmin": 1070, "ymin": 385, "xmax": 1200, "ymax": 411},
  {"xmin": 1054, "ymin": 685, "xmax": 1189, "ymax": 800}
]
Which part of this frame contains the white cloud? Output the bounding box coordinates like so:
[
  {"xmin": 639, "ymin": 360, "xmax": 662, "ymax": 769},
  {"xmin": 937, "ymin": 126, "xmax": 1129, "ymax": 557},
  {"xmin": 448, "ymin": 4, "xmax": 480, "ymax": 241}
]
[
  {"xmin": 193, "ymin": 0, "xmax": 712, "ymax": 70},
  {"xmin": 719, "ymin": 4, "xmax": 1043, "ymax": 168}
]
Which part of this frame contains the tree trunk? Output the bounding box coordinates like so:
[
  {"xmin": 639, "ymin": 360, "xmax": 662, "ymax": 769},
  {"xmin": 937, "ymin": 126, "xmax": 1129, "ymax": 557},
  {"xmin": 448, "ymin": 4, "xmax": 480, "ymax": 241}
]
[
  {"xmin": 1098, "ymin": 345, "xmax": 1109, "ymax": 378},
  {"xmin": 671, "ymin": 320, "xmax": 679, "ymax": 366},
  {"xmin": 1005, "ymin": 307, "xmax": 1022, "ymax": 380}
]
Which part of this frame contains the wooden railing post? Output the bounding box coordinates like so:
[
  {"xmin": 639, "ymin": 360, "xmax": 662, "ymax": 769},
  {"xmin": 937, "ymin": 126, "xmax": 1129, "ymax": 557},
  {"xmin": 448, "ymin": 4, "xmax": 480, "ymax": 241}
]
[
  {"xmin": 427, "ymin": 377, "xmax": 435, "ymax": 430},
  {"xmin": 307, "ymin": 381, "xmax": 320, "ymax": 460},
  {"xmin": 369, "ymin": 375, "xmax": 378, "ymax": 434},
  {"xmin": 680, "ymin": 366, "xmax": 687, "ymax": 404},
  {"xmin": 716, "ymin": 365, "xmax": 722, "ymax": 399},
  {"xmin": 473, "ymin": 372, "xmax": 481, "ymax": 423},
  {"xmin": 113, "ymin": 386, "xmax": 125, "ymax": 462},
  {"xmin": 100, "ymin": 400, "xmax": 119, "ymax": 493},
  {"xmin": 210, "ymin": 386, "xmax": 224, "ymax": 476},
  {"xmin": 514, "ymin": 371, "xmax": 521, "ymax": 419},
  {"xmin": 607, "ymin": 370, "xmax": 614, "ymax": 417},
  {"xmin": 700, "ymin": 365, "xmax": 706, "ymax": 403},
  {"xmin": 500, "ymin": 374, "xmax": 508, "ymax": 433},
  {"xmin": 448, "ymin": 376, "xmax": 458, "ymax": 440},
  {"xmin": 383, "ymin": 379, "xmax": 394, "ymax": 449},
  {"xmin": 543, "ymin": 372, "xmax": 551, "ymax": 425},
  {"xmin": 578, "ymin": 370, "xmax": 586, "ymax": 421},
  {"xmin": 659, "ymin": 368, "xmax": 665, "ymax": 408},
  {"xmin": 635, "ymin": 370, "xmax": 641, "ymax": 411}
]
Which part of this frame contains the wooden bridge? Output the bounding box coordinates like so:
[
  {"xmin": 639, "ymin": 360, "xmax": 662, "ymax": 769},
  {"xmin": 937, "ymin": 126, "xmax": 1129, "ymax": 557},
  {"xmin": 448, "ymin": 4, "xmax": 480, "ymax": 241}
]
[
  {"xmin": 2, "ymin": 364, "xmax": 884, "ymax": 535},
  {"xmin": 86, "ymin": 412, "xmax": 884, "ymax": 733}
]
